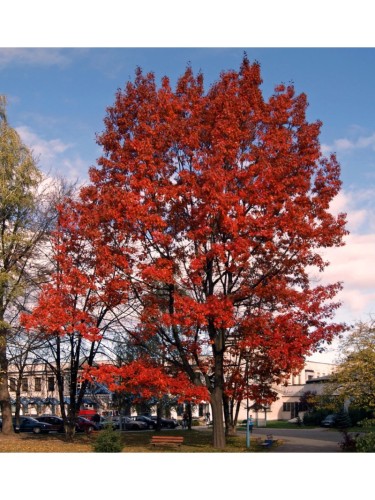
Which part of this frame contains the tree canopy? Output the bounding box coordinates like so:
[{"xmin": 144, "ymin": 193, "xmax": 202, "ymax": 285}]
[
  {"xmin": 326, "ymin": 320, "xmax": 375, "ymax": 412},
  {"xmin": 23, "ymin": 58, "xmax": 348, "ymax": 448},
  {"xmin": 0, "ymin": 95, "xmax": 70, "ymax": 434}
]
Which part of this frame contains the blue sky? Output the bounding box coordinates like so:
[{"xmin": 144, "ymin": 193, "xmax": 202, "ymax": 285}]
[
  {"xmin": 1, "ymin": 1, "xmax": 374, "ymax": 488},
  {"xmin": 2, "ymin": 47, "xmax": 375, "ymax": 363}
]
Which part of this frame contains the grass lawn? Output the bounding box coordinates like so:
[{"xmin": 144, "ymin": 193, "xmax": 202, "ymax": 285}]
[{"xmin": 0, "ymin": 428, "xmax": 279, "ymax": 453}]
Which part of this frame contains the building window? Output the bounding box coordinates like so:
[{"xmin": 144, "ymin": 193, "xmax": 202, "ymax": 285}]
[
  {"xmin": 9, "ymin": 378, "xmax": 16, "ymax": 392},
  {"xmin": 48, "ymin": 377, "xmax": 55, "ymax": 391},
  {"xmin": 199, "ymin": 403, "xmax": 204, "ymax": 417},
  {"xmin": 34, "ymin": 378, "xmax": 42, "ymax": 392},
  {"xmin": 283, "ymin": 402, "xmax": 303, "ymax": 417},
  {"xmin": 22, "ymin": 378, "xmax": 28, "ymax": 392}
]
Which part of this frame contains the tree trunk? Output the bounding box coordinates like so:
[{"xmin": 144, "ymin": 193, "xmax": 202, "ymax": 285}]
[
  {"xmin": 64, "ymin": 420, "xmax": 76, "ymax": 441},
  {"xmin": 210, "ymin": 387, "xmax": 226, "ymax": 449},
  {"xmin": 223, "ymin": 394, "xmax": 237, "ymax": 436},
  {"xmin": 0, "ymin": 328, "xmax": 14, "ymax": 435},
  {"xmin": 209, "ymin": 325, "xmax": 226, "ymax": 449},
  {"xmin": 155, "ymin": 402, "xmax": 162, "ymax": 431},
  {"xmin": 187, "ymin": 402, "xmax": 192, "ymax": 430}
]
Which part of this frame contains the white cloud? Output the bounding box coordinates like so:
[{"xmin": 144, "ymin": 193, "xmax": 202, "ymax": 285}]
[
  {"xmin": 322, "ymin": 132, "xmax": 375, "ymax": 154},
  {"xmin": 58, "ymin": 157, "xmax": 88, "ymax": 185},
  {"xmin": 16, "ymin": 125, "xmax": 87, "ymax": 184},
  {"xmin": 330, "ymin": 189, "xmax": 375, "ymax": 233},
  {"xmin": 16, "ymin": 126, "xmax": 72, "ymax": 163},
  {"xmin": 323, "ymin": 233, "xmax": 375, "ymax": 290},
  {"xmin": 0, "ymin": 48, "xmax": 71, "ymax": 68},
  {"xmin": 317, "ymin": 189, "xmax": 375, "ymax": 324}
]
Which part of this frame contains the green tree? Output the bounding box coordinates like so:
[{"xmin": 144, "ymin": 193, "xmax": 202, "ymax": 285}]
[
  {"xmin": 0, "ymin": 95, "xmax": 63, "ymax": 434},
  {"xmin": 326, "ymin": 320, "xmax": 375, "ymax": 413}
]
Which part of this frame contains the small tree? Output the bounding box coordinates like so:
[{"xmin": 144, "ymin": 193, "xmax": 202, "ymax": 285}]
[
  {"xmin": 335, "ymin": 409, "xmax": 352, "ymax": 429},
  {"xmin": 325, "ymin": 320, "xmax": 375, "ymax": 412},
  {"xmin": 21, "ymin": 198, "xmax": 134, "ymax": 440},
  {"xmin": 299, "ymin": 390, "xmax": 319, "ymax": 412},
  {"xmin": 0, "ymin": 95, "xmax": 66, "ymax": 434}
]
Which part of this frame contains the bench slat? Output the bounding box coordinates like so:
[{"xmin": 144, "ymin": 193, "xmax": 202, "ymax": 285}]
[
  {"xmin": 151, "ymin": 436, "xmax": 184, "ymax": 446},
  {"xmin": 151, "ymin": 438, "xmax": 183, "ymax": 442},
  {"xmin": 151, "ymin": 436, "xmax": 183, "ymax": 439}
]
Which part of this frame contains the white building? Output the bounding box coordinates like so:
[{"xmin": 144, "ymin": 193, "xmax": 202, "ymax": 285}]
[
  {"xmin": 240, "ymin": 360, "xmax": 337, "ymax": 424},
  {"xmin": 7, "ymin": 359, "xmax": 336, "ymax": 423}
]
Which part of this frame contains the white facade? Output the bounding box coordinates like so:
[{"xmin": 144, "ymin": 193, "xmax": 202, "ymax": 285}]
[
  {"xmin": 7, "ymin": 359, "xmax": 336, "ymax": 422},
  {"xmin": 235, "ymin": 360, "xmax": 337, "ymax": 423}
]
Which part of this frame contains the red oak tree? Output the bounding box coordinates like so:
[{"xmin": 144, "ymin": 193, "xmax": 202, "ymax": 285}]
[
  {"xmin": 77, "ymin": 57, "xmax": 347, "ymax": 448},
  {"xmin": 25, "ymin": 57, "xmax": 347, "ymax": 448}
]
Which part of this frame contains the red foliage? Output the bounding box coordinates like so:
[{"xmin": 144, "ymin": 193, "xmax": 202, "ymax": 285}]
[
  {"xmin": 87, "ymin": 58, "xmax": 347, "ymax": 376},
  {"xmin": 23, "ymin": 58, "xmax": 348, "ymax": 444},
  {"xmin": 21, "ymin": 199, "xmax": 130, "ymax": 342},
  {"xmin": 85, "ymin": 360, "xmax": 208, "ymax": 403}
]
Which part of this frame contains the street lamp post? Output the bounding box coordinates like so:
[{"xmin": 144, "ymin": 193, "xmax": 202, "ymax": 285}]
[{"xmin": 245, "ymin": 354, "xmax": 250, "ymax": 449}]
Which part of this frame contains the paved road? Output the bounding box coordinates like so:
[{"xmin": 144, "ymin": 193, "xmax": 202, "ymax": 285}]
[{"xmin": 246, "ymin": 427, "xmax": 343, "ymax": 452}]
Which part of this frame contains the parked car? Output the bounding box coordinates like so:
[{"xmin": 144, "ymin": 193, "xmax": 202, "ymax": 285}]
[
  {"xmin": 0, "ymin": 417, "xmax": 19, "ymax": 432},
  {"xmin": 129, "ymin": 415, "xmax": 156, "ymax": 429},
  {"xmin": 35, "ymin": 415, "xmax": 65, "ymax": 433},
  {"xmin": 89, "ymin": 415, "xmax": 119, "ymax": 430},
  {"xmin": 148, "ymin": 415, "xmax": 178, "ymax": 429},
  {"xmin": 321, "ymin": 414, "xmax": 338, "ymax": 427},
  {"xmin": 13, "ymin": 416, "xmax": 53, "ymax": 434},
  {"xmin": 122, "ymin": 416, "xmax": 148, "ymax": 431},
  {"xmin": 76, "ymin": 416, "xmax": 97, "ymax": 433}
]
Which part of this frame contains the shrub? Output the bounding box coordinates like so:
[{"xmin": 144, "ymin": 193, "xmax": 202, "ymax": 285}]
[
  {"xmin": 357, "ymin": 418, "xmax": 375, "ymax": 428},
  {"xmin": 335, "ymin": 410, "xmax": 352, "ymax": 429},
  {"xmin": 356, "ymin": 432, "xmax": 375, "ymax": 452},
  {"xmin": 348, "ymin": 408, "xmax": 371, "ymax": 426},
  {"xmin": 303, "ymin": 410, "xmax": 329, "ymax": 426},
  {"xmin": 92, "ymin": 425, "xmax": 123, "ymax": 453},
  {"xmin": 339, "ymin": 430, "xmax": 359, "ymax": 452}
]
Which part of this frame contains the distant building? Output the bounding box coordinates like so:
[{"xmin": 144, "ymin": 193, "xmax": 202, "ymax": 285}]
[
  {"xmin": 7, "ymin": 359, "xmax": 336, "ymax": 423},
  {"xmin": 7, "ymin": 361, "xmax": 113, "ymax": 417}
]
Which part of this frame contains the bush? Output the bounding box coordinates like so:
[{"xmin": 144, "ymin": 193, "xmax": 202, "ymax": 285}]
[
  {"xmin": 335, "ymin": 410, "xmax": 352, "ymax": 429},
  {"xmin": 356, "ymin": 432, "xmax": 375, "ymax": 452},
  {"xmin": 348, "ymin": 408, "xmax": 371, "ymax": 426},
  {"xmin": 92, "ymin": 425, "xmax": 123, "ymax": 453},
  {"xmin": 357, "ymin": 418, "xmax": 375, "ymax": 428},
  {"xmin": 339, "ymin": 430, "xmax": 359, "ymax": 452},
  {"xmin": 303, "ymin": 410, "xmax": 329, "ymax": 426}
]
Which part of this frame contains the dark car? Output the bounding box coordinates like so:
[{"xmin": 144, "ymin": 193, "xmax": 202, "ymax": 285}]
[
  {"xmin": 35, "ymin": 415, "xmax": 65, "ymax": 433},
  {"xmin": 122, "ymin": 416, "xmax": 148, "ymax": 431},
  {"xmin": 321, "ymin": 414, "xmax": 338, "ymax": 427},
  {"xmin": 0, "ymin": 417, "xmax": 17, "ymax": 432},
  {"xmin": 89, "ymin": 415, "xmax": 119, "ymax": 430},
  {"xmin": 149, "ymin": 415, "xmax": 178, "ymax": 429},
  {"xmin": 14, "ymin": 416, "xmax": 53, "ymax": 434},
  {"xmin": 0, "ymin": 417, "xmax": 19, "ymax": 432},
  {"xmin": 129, "ymin": 415, "xmax": 156, "ymax": 429},
  {"xmin": 76, "ymin": 416, "xmax": 97, "ymax": 433}
]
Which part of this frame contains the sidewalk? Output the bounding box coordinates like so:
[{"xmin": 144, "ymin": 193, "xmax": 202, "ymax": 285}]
[{"xmin": 250, "ymin": 428, "xmax": 342, "ymax": 453}]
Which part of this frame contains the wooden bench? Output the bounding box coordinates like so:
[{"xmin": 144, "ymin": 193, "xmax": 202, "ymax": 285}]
[{"xmin": 151, "ymin": 435, "xmax": 184, "ymax": 447}]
